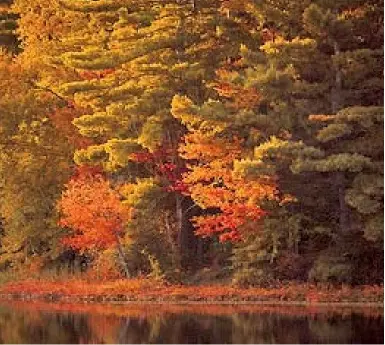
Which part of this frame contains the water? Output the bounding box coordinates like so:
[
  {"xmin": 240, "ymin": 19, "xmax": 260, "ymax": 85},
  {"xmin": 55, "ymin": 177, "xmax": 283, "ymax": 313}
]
[{"xmin": 0, "ymin": 301, "xmax": 382, "ymax": 344}]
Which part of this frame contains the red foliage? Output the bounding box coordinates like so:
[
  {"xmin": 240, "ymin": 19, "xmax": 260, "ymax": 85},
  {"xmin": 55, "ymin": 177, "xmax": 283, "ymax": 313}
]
[
  {"xmin": 57, "ymin": 174, "xmax": 131, "ymax": 251},
  {"xmin": 70, "ymin": 165, "xmax": 104, "ymax": 180},
  {"xmin": 130, "ymin": 147, "xmax": 188, "ymax": 194}
]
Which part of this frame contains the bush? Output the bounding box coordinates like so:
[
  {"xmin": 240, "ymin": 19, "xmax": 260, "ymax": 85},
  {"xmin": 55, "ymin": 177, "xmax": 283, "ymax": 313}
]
[{"xmin": 308, "ymin": 252, "xmax": 353, "ymax": 284}]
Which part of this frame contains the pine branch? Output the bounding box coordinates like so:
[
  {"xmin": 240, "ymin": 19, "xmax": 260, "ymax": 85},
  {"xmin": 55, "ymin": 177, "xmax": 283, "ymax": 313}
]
[{"xmin": 27, "ymin": 81, "xmax": 70, "ymax": 105}]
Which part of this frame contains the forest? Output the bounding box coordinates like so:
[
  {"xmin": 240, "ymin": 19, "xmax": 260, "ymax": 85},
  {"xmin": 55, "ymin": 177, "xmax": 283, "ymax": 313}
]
[{"xmin": 0, "ymin": 0, "xmax": 383, "ymax": 291}]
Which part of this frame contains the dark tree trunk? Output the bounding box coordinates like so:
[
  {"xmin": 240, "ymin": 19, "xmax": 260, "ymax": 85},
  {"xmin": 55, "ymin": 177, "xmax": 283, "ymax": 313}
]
[
  {"xmin": 331, "ymin": 40, "xmax": 343, "ymax": 114},
  {"xmin": 336, "ymin": 172, "xmax": 349, "ymax": 233},
  {"xmin": 332, "ymin": 39, "xmax": 349, "ymax": 233},
  {"xmin": 176, "ymin": 194, "xmax": 184, "ymax": 268},
  {"xmin": 196, "ymin": 237, "xmax": 204, "ymax": 265}
]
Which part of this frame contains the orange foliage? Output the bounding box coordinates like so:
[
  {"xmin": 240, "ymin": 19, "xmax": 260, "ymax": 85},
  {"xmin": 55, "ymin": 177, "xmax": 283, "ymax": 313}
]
[
  {"xmin": 308, "ymin": 114, "xmax": 336, "ymax": 122},
  {"xmin": 213, "ymin": 69, "xmax": 261, "ymax": 111},
  {"xmin": 180, "ymin": 132, "xmax": 277, "ymax": 242},
  {"xmin": 340, "ymin": 6, "xmax": 367, "ymax": 20},
  {"xmin": 0, "ymin": 279, "xmax": 382, "ymax": 305},
  {"xmin": 57, "ymin": 173, "xmax": 132, "ymax": 251},
  {"xmin": 78, "ymin": 69, "xmax": 115, "ymax": 81}
]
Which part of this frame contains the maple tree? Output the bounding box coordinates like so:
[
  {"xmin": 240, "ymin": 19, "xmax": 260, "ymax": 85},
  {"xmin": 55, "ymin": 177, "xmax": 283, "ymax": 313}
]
[
  {"xmin": 181, "ymin": 133, "xmax": 274, "ymax": 243},
  {"xmin": 57, "ymin": 170, "xmax": 132, "ymax": 277},
  {"xmin": 171, "ymin": 95, "xmax": 278, "ymax": 242}
]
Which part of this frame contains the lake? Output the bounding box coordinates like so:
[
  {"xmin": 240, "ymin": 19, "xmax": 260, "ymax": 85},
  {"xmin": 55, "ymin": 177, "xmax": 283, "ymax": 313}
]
[{"xmin": 0, "ymin": 301, "xmax": 382, "ymax": 344}]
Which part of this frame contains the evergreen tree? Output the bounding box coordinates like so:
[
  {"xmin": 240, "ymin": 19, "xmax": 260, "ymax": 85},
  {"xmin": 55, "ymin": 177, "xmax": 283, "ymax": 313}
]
[
  {"xmin": 227, "ymin": 0, "xmax": 383, "ymax": 284},
  {"xmin": 49, "ymin": 0, "xmax": 259, "ymax": 269}
]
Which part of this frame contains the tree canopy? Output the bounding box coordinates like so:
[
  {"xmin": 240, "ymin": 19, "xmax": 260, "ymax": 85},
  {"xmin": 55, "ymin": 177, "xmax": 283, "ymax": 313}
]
[{"xmin": 0, "ymin": 0, "xmax": 382, "ymax": 285}]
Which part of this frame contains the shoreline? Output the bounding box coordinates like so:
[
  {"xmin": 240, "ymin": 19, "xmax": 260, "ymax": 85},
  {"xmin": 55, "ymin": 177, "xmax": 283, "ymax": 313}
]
[
  {"xmin": 0, "ymin": 279, "xmax": 382, "ymax": 306},
  {"xmin": 0, "ymin": 296, "xmax": 383, "ymax": 321},
  {"xmin": 0, "ymin": 294, "xmax": 383, "ymax": 307}
]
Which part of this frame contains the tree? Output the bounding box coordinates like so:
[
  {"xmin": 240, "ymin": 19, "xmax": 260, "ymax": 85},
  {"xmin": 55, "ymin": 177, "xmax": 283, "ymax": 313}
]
[
  {"xmin": 45, "ymin": 0, "xmax": 260, "ymax": 268},
  {"xmin": 0, "ymin": 53, "xmax": 73, "ymax": 271},
  {"xmin": 171, "ymin": 95, "xmax": 277, "ymax": 242},
  {"xmin": 208, "ymin": 0, "xmax": 384, "ymax": 284},
  {"xmin": 293, "ymin": 107, "xmax": 383, "ymax": 247},
  {"xmin": 0, "ymin": 0, "xmax": 381, "ymax": 285},
  {"xmin": 57, "ymin": 170, "xmax": 132, "ymax": 277}
]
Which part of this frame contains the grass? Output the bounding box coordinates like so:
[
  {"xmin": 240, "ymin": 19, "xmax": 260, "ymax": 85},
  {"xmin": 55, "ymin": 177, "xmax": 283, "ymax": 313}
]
[{"xmin": 0, "ymin": 278, "xmax": 383, "ymax": 304}]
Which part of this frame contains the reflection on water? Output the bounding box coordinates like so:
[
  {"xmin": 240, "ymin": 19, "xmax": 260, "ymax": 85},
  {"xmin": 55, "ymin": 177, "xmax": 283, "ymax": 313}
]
[{"xmin": 0, "ymin": 301, "xmax": 382, "ymax": 344}]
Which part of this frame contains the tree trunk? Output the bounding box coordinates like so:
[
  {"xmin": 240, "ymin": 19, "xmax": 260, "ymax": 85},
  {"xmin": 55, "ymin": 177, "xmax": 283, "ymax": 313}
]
[
  {"xmin": 331, "ymin": 39, "xmax": 343, "ymax": 114},
  {"xmin": 114, "ymin": 232, "xmax": 131, "ymax": 278},
  {"xmin": 164, "ymin": 212, "xmax": 179, "ymax": 267},
  {"xmin": 336, "ymin": 172, "xmax": 349, "ymax": 233},
  {"xmin": 176, "ymin": 194, "xmax": 184, "ymax": 268},
  {"xmin": 196, "ymin": 237, "xmax": 203, "ymax": 265},
  {"xmin": 332, "ymin": 39, "xmax": 349, "ymax": 233}
]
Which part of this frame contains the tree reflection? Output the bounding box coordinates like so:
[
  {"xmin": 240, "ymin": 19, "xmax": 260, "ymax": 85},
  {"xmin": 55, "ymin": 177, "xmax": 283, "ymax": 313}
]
[{"xmin": 0, "ymin": 301, "xmax": 382, "ymax": 344}]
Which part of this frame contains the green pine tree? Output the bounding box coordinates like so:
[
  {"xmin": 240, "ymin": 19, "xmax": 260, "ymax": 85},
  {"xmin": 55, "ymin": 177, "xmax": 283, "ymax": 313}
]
[{"xmin": 230, "ymin": 0, "xmax": 383, "ymax": 284}]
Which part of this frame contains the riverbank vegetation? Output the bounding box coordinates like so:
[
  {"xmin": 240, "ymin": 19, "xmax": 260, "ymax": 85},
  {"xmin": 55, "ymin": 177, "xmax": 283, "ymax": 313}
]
[
  {"xmin": 0, "ymin": 299, "xmax": 383, "ymax": 319},
  {"xmin": 0, "ymin": 0, "xmax": 383, "ymax": 291},
  {"xmin": 0, "ymin": 279, "xmax": 383, "ymax": 304}
]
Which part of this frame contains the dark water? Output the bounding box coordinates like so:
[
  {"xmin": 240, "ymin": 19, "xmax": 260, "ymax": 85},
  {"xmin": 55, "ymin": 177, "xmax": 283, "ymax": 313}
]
[{"xmin": 0, "ymin": 301, "xmax": 382, "ymax": 344}]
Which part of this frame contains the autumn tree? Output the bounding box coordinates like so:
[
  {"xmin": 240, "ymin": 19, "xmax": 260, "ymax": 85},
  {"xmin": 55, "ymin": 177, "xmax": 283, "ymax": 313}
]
[
  {"xmin": 57, "ymin": 170, "xmax": 132, "ymax": 277},
  {"xmin": 0, "ymin": 0, "xmax": 100, "ymax": 276},
  {"xmin": 171, "ymin": 95, "xmax": 277, "ymax": 242},
  {"xmin": 0, "ymin": 0, "xmax": 381, "ymax": 285},
  {"xmin": 0, "ymin": 54, "xmax": 73, "ymax": 270}
]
